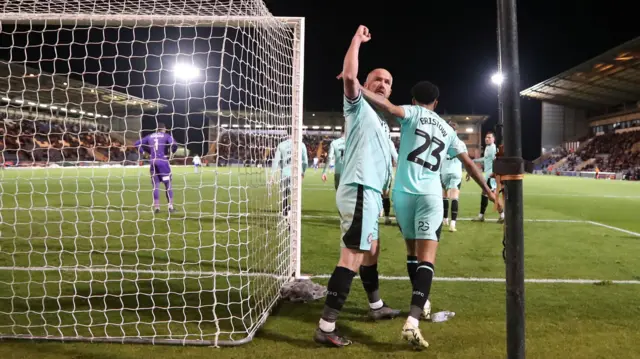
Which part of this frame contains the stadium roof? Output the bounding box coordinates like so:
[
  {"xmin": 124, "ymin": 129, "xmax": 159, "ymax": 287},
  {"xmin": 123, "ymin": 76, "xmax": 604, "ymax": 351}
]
[
  {"xmin": 0, "ymin": 61, "xmax": 164, "ymax": 118},
  {"xmin": 520, "ymin": 36, "xmax": 640, "ymax": 109}
]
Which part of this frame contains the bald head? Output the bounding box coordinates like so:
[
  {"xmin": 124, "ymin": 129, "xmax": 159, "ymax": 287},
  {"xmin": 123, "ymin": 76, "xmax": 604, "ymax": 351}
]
[{"xmin": 364, "ymin": 68, "xmax": 393, "ymax": 99}]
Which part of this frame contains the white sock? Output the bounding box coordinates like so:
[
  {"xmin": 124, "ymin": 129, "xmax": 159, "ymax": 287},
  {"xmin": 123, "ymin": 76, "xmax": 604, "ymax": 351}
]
[
  {"xmin": 451, "ymin": 220, "xmax": 456, "ymax": 226},
  {"xmin": 369, "ymin": 299, "xmax": 383, "ymax": 310},
  {"xmin": 319, "ymin": 318, "xmax": 335, "ymax": 333},
  {"xmin": 500, "ymin": 212, "xmax": 505, "ymax": 219},
  {"xmin": 406, "ymin": 316, "xmax": 419, "ymax": 328},
  {"xmin": 478, "ymin": 213, "xmax": 484, "ymax": 218}
]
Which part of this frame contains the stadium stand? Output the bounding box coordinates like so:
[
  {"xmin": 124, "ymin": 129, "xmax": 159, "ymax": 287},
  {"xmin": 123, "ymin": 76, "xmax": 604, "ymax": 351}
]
[
  {"xmin": 1, "ymin": 62, "xmax": 163, "ymax": 167},
  {"xmin": 521, "ymin": 36, "xmax": 640, "ymax": 179}
]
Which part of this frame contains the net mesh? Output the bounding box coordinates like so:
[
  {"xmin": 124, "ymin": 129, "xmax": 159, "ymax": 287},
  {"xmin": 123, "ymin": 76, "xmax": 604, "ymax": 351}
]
[{"xmin": 0, "ymin": 0, "xmax": 301, "ymax": 346}]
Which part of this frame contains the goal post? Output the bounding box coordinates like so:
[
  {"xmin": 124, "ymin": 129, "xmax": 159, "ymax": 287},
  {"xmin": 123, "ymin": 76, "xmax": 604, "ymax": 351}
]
[{"xmin": 0, "ymin": 0, "xmax": 304, "ymax": 347}]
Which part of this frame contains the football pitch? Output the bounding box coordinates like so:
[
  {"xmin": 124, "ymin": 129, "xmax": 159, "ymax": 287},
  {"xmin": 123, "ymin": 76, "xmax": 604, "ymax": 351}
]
[{"xmin": 1, "ymin": 167, "xmax": 640, "ymax": 358}]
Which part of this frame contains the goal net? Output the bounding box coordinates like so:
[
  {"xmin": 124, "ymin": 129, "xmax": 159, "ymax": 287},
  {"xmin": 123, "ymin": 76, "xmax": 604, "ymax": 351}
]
[{"xmin": 0, "ymin": 0, "xmax": 304, "ymax": 346}]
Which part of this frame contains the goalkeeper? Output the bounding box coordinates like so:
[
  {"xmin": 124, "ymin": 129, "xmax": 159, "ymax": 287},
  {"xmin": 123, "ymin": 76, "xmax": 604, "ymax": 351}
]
[{"xmin": 134, "ymin": 123, "xmax": 178, "ymax": 214}]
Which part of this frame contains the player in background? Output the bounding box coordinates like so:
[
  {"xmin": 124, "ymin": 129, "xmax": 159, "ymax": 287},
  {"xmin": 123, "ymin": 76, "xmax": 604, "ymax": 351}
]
[
  {"xmin": 469, "ymin": 132, "xmax": 504, "ymax": 223},
  {"xmin": 271, "ymin": 135, "xmax": 308, "ymax": 218},
  {"xmin": 322, "ymin": 127, "xmax": 346, "ymax": 189},
  {"xmin": 379, "ymin": 121, "xmax": 398, "ymax": 225},
  {"xmin": 313, "ymin": 156, "xmax": 319, "ymax": 170},
  {"xmin": 192, "ymin": 154, "xmax": 201, "ymax": 173},
  {"xmin": 314, "ymin": 25, "xmax": 400, "ymax": 348},
  {"xmin": 360, "ymin": 81, "xmax": 496, "ymax": 350},
  {"xmin": 441, "ymin": 121, "xmax": 463, "ymax": 232},
  {"xmin": 135, "ymin": 123, "xmax": 178, "ymax": 214}
]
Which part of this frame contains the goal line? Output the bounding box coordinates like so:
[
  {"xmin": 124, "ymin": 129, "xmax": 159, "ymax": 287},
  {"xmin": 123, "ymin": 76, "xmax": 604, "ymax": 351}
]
[{"xmin": 1, "ymin": 266, "xmax": 638, "ymax": 285}]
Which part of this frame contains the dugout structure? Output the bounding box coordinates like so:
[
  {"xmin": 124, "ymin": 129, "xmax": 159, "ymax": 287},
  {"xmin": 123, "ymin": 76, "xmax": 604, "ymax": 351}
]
[
  {"xmin": 521, "ymin": 36, "xmax": 640, "ymax": 153},
  {"xmin": 0, "ymin": 0, "xmax": 305, "ymax": 348}
]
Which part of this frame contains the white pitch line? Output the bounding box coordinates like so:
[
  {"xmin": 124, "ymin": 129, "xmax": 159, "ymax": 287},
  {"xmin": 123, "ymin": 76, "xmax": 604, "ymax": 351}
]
[
  {"xmin": 587, "ymin": 221, "xmax": 640, "ymax": 237},
  {"xmin": 308, "ymin": 274, "xmax": 640, "ymax": 285},
  {"xmin": 0, "ymin": 207, "xmax": 585, "ymax": 223},
  {"xmin": 1, "ymin": 266, "xmax": 638, "ymax": 285},
  {"xmin": 303, "ymin": 186, "xmax": 640, "ymax": 199}
]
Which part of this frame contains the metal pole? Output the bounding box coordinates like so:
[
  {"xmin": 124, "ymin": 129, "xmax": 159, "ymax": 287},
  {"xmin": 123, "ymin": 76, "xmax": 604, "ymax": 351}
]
[{"xmin": 497, "ymin": 0, "xmax": 525, "ymax": 358}]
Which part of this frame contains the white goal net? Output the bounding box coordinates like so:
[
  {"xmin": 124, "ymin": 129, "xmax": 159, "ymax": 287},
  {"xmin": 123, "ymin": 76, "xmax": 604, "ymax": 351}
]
[{"xmin": 0, "ymin": 0, "xmax": 304, "ymax": 346}]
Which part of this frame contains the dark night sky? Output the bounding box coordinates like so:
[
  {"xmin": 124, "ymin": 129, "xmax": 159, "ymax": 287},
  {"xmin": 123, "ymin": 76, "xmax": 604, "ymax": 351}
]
[{"xmin": 266, "ymin": 0, "xmax": 638, "ymax": 160}]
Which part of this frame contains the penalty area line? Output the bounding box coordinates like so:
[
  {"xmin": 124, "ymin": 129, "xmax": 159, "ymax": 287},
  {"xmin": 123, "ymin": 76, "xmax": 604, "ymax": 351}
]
[{"xmin": 305, "ymin": 274, "xmax": 640, "ymax": 285}]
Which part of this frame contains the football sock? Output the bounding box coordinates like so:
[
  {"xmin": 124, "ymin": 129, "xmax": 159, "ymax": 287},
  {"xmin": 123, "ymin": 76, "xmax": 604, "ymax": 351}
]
[
  {"xmin": 409, "ymin": 261, "xmax": 435, "ymax": 321},
  {"xmin": 383, "ymin": 197, "xmax": 391, "ymax": 217},
  {"xmin": 480, "ymin": 195, "xmax": 489, "ymax": 215},
  {"xmin": 406, "ymin": 255, "xmax": 418, "ymax": 287},
  {"xmin": 321, "ymin": 266, "xmax": 356, "ymax": 330},
  {"xmin": 451, "ymin": 199, "xmax": 459, "ymax": 221},
  {"xmin": 443, "ymin": 198, "xmax": 449, "ymax": 219},
  {"xmin": 359, "ymin": 264, "xmax": 381, "ymax": 307}
]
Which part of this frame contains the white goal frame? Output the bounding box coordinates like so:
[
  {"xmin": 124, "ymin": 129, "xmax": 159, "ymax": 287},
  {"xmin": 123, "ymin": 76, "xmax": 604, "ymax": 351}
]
[{"xmin": 0, "ymin": 12, "xmax": 305, "ymax": 347}]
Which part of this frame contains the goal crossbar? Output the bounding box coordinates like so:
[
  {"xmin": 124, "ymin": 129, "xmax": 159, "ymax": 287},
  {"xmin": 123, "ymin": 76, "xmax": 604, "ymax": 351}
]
[{"xmin": 0, "ymin": 14, "xmax": 304, "ymax": 27}]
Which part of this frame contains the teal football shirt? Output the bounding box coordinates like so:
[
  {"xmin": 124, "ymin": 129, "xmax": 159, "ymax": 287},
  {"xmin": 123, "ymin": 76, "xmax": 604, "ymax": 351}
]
[
  {"xmin": 340, "ymin": 92, "xmax": 392, "ymax": 193},
  {"xmin": 475, "ymin": 143, "xmax": 496, "ymax": 177},
  {"xmin": 441, "ymin": 152, "xmax": 463, "ymax": 177},
  {"xmin": 394, "ymin": 105, "xmax": 467, "ymax": 195},
  {"xmin": 271, "ymin": 138, "xmax": 308, "ymax": 178},
  {"xmin": 323, "ymin": 137, "xmax": 346, "ymax": 175}
]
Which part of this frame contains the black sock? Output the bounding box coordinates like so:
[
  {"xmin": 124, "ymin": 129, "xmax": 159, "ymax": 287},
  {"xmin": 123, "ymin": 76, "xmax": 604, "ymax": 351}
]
[
  {"xmin": 409, "ymin": 261, "xmax": 435, "ymax": 320},
  {"xmin": 451, "ymin": 199, "xmax": 459, "ymax": 221},
  {"xmin": 406, "ymin": 255, "xmax": 418, "ymax": 287},
  {"xmin": 443, "ymin": 198, "xmax": 449, "ymax": 219},
  {"xmin": 359, "ymin": 264, "xmax": 381, "ymax": 305},
  {"xmin": 480, "ymin": 195, "xmax": 488, "ymax": 215},
  {"xmin": 322, "ymin": 266, "xmax": 357, "ymax": 324},
  {"xmin": 383, "ymin": 197, "xmax": 391, "ymax": 217}
]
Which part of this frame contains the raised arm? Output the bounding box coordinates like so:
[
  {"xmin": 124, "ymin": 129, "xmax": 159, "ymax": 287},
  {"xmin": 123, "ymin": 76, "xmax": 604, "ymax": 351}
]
[
  {"xmin": 360, "ymin": 86, "xmax": 405, "ymax": 119},
  {"xmin": 342, "ymin": 26, "xmax": 371, "ymax": 100}
]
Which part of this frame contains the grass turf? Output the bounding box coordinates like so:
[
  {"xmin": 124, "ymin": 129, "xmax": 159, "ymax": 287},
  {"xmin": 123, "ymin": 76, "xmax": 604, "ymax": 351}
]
[{"xmin": 1, "ymin": 167, "xmax": 639, "ymax": 358}]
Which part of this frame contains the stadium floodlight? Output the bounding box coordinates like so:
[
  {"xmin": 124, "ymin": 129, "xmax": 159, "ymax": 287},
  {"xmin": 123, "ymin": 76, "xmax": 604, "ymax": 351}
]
[
  {"xmin": 0, "ymin": 0, "xmax": 305, "ymax": 348},
  {"xmin": 491, "ymin": 72, "xmax": 505, "ymax": 86},
  {"xmin": 173, "ymin": 62, "xmax": 200, "ymax": 81}
]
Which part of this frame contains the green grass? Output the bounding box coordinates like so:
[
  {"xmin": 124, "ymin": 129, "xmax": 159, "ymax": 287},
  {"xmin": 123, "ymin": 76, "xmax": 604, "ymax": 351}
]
[{"xmin": 1, "ymin": 167, "xmax": 640, "ymax": 358}]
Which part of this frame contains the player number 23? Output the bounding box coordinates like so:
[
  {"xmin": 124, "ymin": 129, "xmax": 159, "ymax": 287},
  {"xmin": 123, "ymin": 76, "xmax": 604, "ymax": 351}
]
[{"xmin": 407, "ymin": 129, "xmax": 445, "ymax": 171}]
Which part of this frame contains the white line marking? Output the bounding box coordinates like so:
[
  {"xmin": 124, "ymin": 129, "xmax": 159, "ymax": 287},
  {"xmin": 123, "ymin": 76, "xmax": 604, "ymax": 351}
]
[
  {"xmin": 303, "ymin": 186, "xmax": 640, "ymax": 199},
  {"xmin": 307, "ymin": 274, "xmax": 640, "ymax": 284},
  {"xmin": 587, "ymin": 221, "xmax": 640, "ymax": 237},
  {"xmin": 1, "ymin": 266, "xmax": 637, "ymax": 285}
]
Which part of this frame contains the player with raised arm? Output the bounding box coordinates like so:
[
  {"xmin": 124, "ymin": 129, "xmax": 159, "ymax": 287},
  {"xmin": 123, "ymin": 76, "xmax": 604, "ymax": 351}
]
[
  {"xmin": 271, "ymin": 135, "xmax": 308, "ymax": 218},
  {"xmin": 441, "ymin": 121, "xmax": 463, "ymax": 232},
  {"xmin": 469, "ymin": 132, "xmax": 504, "ymax": 223},
  {"xmin": 192, "ymin": 154, "xmax": 201, "ymax": 173},
  {"xmin": 314, "ymin": 25, "xmax": 400, "ymax": 348},
  {"xmin": 360, "ymin": 81, "xmax": 496, "ymax": 350},
  {"xmin": 135, "ymin": 123, "xmax": 178, "ymax": 214},
  {"xmin": 322, "ymin": 127, "xmax": 346, "ymax": 189}
]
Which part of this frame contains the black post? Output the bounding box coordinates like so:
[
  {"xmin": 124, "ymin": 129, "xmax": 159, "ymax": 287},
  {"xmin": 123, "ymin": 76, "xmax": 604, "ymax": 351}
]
[{"xmin": 497, "ymin": 0, "xmax": 525, "ymax": 358}]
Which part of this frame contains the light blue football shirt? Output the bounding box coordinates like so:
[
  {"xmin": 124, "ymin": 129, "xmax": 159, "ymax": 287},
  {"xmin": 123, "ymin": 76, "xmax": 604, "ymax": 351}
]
[
  {"xmin": 271, "ymin": 138, "xmax": 308, "ymax": 178},
  {"xmin": 340, "ymin": 92, "xmax": 392, "ymax": 193},
  {"xmin": 323, "ymin": 137, "xmax": 346, "ymax": 175},
  {"xmin": 394, "ymin": 105, "xmax": 467, "ymax": 195},
  {"xmin": 474, "ymin": 143, "xmax": 496, "ymax": 177},
  {"xmin": 441, "ymin": 152, "xmax": 463, "ymax": 177}
]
